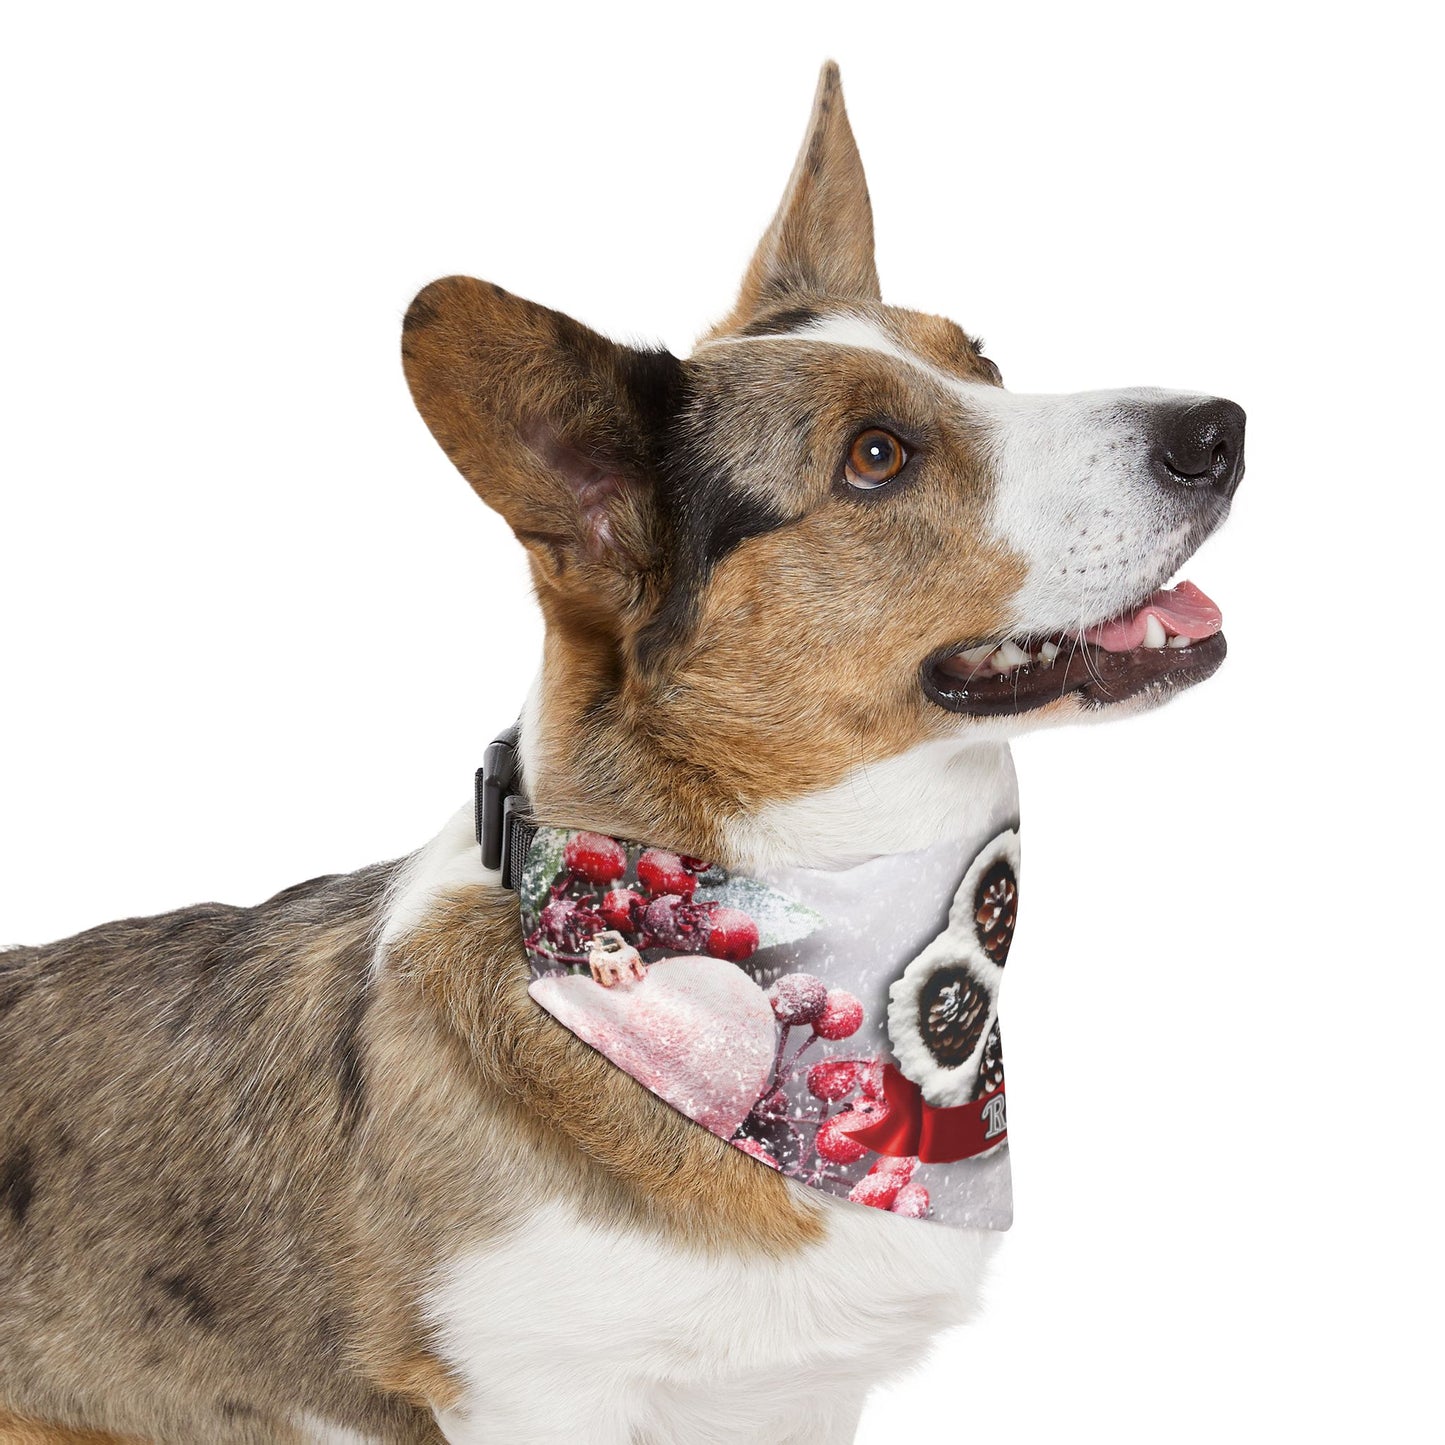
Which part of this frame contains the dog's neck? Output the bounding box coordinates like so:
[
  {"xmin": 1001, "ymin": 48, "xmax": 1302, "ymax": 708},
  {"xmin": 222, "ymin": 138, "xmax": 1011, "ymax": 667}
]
[
  {"xmin": 375, "ymin": 680, "xmax": 1018, "ymax": 964},
  {"xmin": 517, "ymin": 661, "xmax": 1019, "ymax": 875},
  {"xmin": 372, "ymin": 702, "xmax": 1017, "ymax": 971}
]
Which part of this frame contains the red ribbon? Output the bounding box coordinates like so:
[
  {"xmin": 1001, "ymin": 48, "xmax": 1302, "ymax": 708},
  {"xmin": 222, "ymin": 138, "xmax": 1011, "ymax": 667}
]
[{"xmin": 848, "ymin": 1064, "xmax": 1007, "ymax": 1164}]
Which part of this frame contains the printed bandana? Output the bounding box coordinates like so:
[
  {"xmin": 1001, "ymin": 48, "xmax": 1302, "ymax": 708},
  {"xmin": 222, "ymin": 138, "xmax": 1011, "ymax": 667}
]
[{"xmin": 520, "ymin": 824, "xmax": 1020, "ymax": 1230}]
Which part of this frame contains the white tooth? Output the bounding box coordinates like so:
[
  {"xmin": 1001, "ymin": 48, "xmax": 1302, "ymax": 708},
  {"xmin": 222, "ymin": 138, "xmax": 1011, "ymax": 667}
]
[
  {"xmin": 996, "ymin": 640, "xmax": 1031, "ymax": 669},
  {"xmin": 959, "ymin": 642, "xmax": 995, "ymax": 666},
  {"xmin": 1167, "ymin": 633, "xmax": 1192, "ymax": 649},
  {"xmin": 988, "ymin": 650, "xmax": 1009, "ymax": 673},
  {"xmin": 1039, "ymin": 640, "xmax": 1060, "ymax": 664},
  {"xmin": 1142, "ymin": 615, "xmax": 1168, "ymax": 649}
]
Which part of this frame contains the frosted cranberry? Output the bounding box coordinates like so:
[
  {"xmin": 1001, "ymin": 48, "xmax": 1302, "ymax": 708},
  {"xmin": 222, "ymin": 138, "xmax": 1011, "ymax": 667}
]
[
  {"xmin": 767, "ymin": 974, "xmax": 827, "ymax": 1026},
  {"xmin": 806, "ymin": 1059, "xmax": 860, "ymax": 1103},
  {"xmin": 600, "ymin": 887, "xmax": 645, "ymax": 934},
  {"xmin": 640, "ymin": 895, "xmax": 707, "ymax": 952},
  {"xmin": 562, "ymin": 831, "xmax": 626, "ymax": 884},
  {"xmin": 816, "ymin": 1118, "xmax": 869, "ymax": 1165},
  {"xmin": 869, "ymin": 1154, "xmax": 918, "ymax": 1184},
  {"xmin": 817, "ymin": 1098, "xmax": 886, "ymax": 1165},
  {"xmin": 847, "ymin": 1172, "xmax": 903, "ymax": 1210},
  {"xmin": 704, "ymin": 906, "xmax": 759, "ymax": 962},
  {"xmin": 637, "ymin": 848, "xmax": 696, "ymax": 900},
  {"xmin": 539, "ymin": 897, "xmax": 602, "ymax": 953},
  {"xmin": 814, "ymin": 989, "xmax": 864, "ymax": 1040},
  {"xmin": 732, "ymin": 1137, "xmax": 780, "ymax": 1169},
  {"xmin": 859, "ymin": 1061, "xmax": 886, "ymax": 1101},
  {"xmin": 891, "ymin": 1182, "xmax": 931, "ymax": 1219}
]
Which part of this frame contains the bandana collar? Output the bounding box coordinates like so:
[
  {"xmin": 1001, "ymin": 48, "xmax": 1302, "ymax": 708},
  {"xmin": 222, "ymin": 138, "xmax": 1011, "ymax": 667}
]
[{"xmin": 479, "ymin": 735, "xmax": 1020, "ymax": 1231}]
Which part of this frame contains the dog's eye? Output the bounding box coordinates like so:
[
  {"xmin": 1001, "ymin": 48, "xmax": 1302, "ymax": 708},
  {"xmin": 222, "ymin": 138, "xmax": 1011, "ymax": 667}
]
[{"xmin": 845, "ymin": 428, "xmax": 908, "ymax": 489}]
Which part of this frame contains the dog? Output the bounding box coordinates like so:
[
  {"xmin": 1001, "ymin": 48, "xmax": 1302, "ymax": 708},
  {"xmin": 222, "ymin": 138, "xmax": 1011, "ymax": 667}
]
[{"xmin": 0, "ymin": 61, "xmax": 1243, "ymax": 1445}]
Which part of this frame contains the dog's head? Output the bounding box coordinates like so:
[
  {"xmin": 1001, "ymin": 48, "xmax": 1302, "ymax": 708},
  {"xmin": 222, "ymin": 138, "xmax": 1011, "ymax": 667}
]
[{"xmin": 402, "ymin": 64, "xmax": 1244, "ymax": 857}]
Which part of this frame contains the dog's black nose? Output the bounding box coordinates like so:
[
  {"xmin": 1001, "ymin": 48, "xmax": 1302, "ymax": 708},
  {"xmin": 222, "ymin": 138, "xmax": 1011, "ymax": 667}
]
[{"xmin": 1152, "ymin": 397, "xmax": 1246, "ymax": 499}]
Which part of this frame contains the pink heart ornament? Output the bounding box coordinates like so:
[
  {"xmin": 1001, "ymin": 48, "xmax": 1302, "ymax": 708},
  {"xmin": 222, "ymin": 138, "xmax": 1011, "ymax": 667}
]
[{"xmin": 529, "ymin": 956, "xmax": 775, "ymax": 1138}]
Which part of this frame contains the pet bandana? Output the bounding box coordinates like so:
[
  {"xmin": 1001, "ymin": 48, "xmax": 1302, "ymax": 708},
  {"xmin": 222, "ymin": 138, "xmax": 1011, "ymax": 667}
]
[{"xmin": 512, "ymin": 818, "xmax": 1020, "ymax": 1231}]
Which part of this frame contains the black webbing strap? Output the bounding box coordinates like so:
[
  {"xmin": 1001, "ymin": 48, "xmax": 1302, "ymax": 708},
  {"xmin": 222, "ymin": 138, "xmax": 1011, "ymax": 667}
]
[{"xmin": 475, "ymin": 722, "xmax": 532, "ymax": 890}]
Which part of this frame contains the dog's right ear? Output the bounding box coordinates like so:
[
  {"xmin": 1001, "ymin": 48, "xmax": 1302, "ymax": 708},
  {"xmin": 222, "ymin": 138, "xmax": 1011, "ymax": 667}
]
[
  {"xmin": 402, "ymin": 277, "xmax": 683, "ymax": 612},
  {"xmin": 709, "ymin": 61, "xmax": 880, "ymax": 338}
]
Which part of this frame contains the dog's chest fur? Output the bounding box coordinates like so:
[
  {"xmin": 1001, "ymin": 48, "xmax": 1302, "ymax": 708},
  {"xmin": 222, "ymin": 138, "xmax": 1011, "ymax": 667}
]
[{"xmin": 423, "ymin": 1197, "xmax": 995, "ymax": 1445}]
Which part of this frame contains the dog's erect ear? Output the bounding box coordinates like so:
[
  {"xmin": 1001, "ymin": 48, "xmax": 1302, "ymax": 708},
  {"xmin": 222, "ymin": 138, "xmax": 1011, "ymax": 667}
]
[
  {"xmin": 710, "ymin": 61, "xmax": 880, "ymax": 337},
  {"xmin": 402, "ymin": 277, "xmax": 683, "ymax": 609}
]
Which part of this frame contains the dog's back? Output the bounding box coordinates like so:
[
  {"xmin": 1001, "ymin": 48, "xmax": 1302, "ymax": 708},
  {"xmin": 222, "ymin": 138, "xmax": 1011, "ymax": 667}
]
[{"xmin": 0, "ymin": 868, "xmax": 439, "ymax": 1443}]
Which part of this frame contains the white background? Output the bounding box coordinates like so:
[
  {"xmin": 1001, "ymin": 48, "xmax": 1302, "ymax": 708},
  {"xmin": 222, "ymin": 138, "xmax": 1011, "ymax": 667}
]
[{"xmin": 3, "ymin": 3, "xmax": 1441, "ymax": 1441}]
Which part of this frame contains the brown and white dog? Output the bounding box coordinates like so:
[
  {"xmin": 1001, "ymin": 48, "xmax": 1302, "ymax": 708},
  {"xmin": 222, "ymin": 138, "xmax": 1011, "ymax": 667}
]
[{"xmin": 0, "ymin": 63, "xmax": 1244, "ymax": 1445}]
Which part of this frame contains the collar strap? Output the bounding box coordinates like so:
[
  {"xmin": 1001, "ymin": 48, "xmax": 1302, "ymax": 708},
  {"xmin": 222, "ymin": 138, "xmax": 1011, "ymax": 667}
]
[{"xmin": 475, "ymin": 724, "xmax": 533, "ymax": 889}]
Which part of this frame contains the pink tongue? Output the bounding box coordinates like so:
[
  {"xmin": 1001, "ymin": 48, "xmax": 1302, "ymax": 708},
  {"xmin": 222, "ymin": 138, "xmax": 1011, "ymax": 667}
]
[{"xmin": 1081, "ymin": 580, "xmax": 1223, "ymax": 652}]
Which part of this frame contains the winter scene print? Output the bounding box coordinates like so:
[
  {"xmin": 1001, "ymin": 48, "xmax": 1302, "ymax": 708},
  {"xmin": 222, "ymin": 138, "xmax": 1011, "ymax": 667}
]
[{"xmin": 522, "ymin": 825, "xmax": 1020, "ymax": 1229}]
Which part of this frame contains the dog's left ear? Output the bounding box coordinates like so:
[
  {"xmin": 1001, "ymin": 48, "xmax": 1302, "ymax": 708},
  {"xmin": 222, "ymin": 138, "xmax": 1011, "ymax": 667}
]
[{"xmin": 709, "ymin": 60, "xmax": 880, "ymax": 337}]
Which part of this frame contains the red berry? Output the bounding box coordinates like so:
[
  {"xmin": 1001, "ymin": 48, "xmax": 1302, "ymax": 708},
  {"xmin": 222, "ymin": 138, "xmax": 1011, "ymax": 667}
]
[
  {"xmin": 705, "ymin": 906, "xmax": 759, "ymax": 962},
  {"xmin": 600, "ymin": 887, "xmax": 645, "ymax": 933},
  {"xmin": 767, "ymin": 974, "xmax": 827, "ymax": 1026},
  {"xmin": 869, "ymin": 1154, "xmax": 918, "ymax": 1184},
  {"xmin": 637, "ymin": 849, "xmax": 696, "ymax": 900},
  {"xmin": 816, "ymin": 1119, "xmax": 869, "ymax": 1165},
  {"xmin": 848, "ymin": 1172, "xmax": 903, "ymax": 1210},
  {"xmin": 538, "ymin": 897, "xmax": 603, "ymax": 953},
  {"xmin": 859, "ymin": 1061, "xmax": 886, "ymax": 1101},
  {"xmin": 816, "ymin": 1097, "xmax": 887, "ymax": 1165},
  {"xmin": 891, "ymin": 1182, "xmax": 931, "ymax": 1219},
  {"xmin": 732, "ymin": 1138, "xmax": 780, "ymax": 1169},
  {"xmin": 562, "ymin": 831, "xmax": 627, "ymax": 884},
  {"xmin": 641, "ymin": 895, "xmax": 704, "ymax": 952},
  {"xmin": 813, "ymin": 989, "xmax": 864, "ymax": 1040},
  {"xmin": 806, "ymin": 1059, "xmax": 860, "ymax": 1103}
]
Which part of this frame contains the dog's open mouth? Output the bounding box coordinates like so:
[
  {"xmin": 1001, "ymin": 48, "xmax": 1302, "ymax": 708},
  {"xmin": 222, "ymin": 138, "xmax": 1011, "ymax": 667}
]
[{"xmin": 923, "ymin": 581, "xmax": 1227, "ymax": 716}]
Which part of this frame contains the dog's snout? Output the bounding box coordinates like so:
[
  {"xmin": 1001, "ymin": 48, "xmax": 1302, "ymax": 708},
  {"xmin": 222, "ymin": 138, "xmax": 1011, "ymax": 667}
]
[{"xmin": 1151, "ymin": 397, "xmax": 1246, "ymax": 500}]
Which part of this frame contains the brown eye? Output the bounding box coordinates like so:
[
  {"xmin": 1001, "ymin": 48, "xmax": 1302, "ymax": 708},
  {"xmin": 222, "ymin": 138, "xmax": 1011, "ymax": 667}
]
[{"xmin": 845, "ymin": 428, "xmax": 908, "ymax": 490}]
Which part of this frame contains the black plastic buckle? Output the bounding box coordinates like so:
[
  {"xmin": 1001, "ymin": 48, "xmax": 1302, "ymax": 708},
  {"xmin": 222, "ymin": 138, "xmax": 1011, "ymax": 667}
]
[{"xmin": 475, "ymin": 723, "xmax": 531, "ymax": 890}]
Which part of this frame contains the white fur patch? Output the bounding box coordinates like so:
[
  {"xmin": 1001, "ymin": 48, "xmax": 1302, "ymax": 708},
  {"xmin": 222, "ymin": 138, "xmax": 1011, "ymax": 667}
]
[
  {"xmin": 373, "ymin": 803, "xmax": 494, "ymax": 968},
  {"xmin": 972, "ymin": 385, "xmax": 1213, "ymax": 634},
  {"xmin": 294, "ymin": 1416, "xmax": 385, "ymax": 1445},
  {"xmin": 727, "ymin": 736, "xmax": 1017, "ymax": 872},
  {"xmin": 426, "ymin": 1192, "xmax": 998, "ymax": 1444}
]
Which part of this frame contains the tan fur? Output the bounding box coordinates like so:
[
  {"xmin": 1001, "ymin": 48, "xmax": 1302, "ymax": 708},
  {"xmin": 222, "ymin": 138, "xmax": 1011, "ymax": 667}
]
[
  {"xmin": 366, "ymin": 1357, "xmax": 463, "ymax": 1415},
  {"xmin": 389, "ymin": 886, "xmax": 822, "ymax": 1255},
  {"xmin": 0, "ymin": 1411, "xmax": 142, "ymax": 1445},
  {"xmin": 0, "ymin": 871, "xmax": 448, "ymax": 1443}
]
